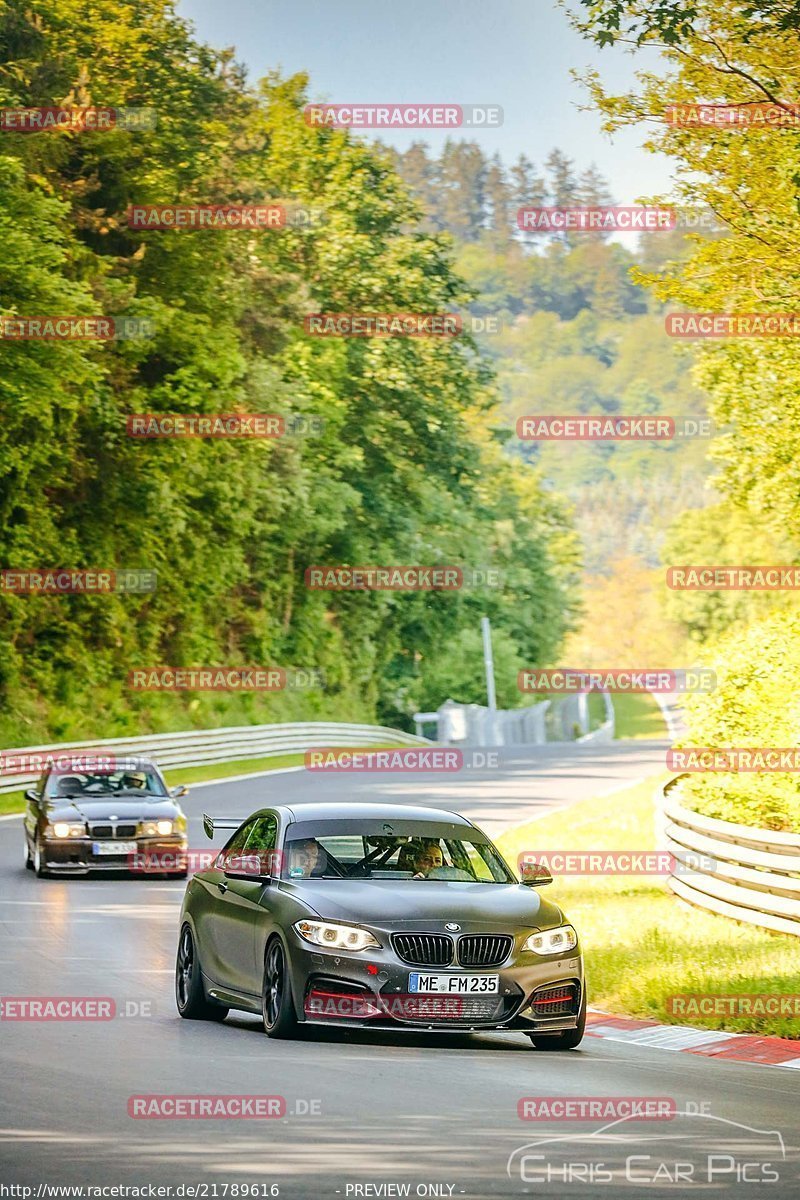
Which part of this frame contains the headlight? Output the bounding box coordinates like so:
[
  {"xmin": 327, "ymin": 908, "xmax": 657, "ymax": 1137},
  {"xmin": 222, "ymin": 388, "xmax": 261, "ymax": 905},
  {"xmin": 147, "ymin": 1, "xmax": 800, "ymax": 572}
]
[
  {"xmin": 141, "ymin": 820, "xmax": 174, "ymax": 836},
  {"xmin": 523, "ymin": 925, "xmax": 578, "ymax": 955},
  {"xmin": 51, "ymin": 822, "xmax": 85, "ymax": 838},
  {"xmin": 293, "ymin": 920, "xmax": 380, "ymax": 952}
]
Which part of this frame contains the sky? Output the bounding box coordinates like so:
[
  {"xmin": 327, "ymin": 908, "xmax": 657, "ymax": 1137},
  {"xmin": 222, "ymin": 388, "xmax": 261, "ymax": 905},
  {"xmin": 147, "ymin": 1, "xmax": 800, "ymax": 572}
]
[{"xmin": 176, "ymin": 0, "xmax": 675, "ymax": 204}]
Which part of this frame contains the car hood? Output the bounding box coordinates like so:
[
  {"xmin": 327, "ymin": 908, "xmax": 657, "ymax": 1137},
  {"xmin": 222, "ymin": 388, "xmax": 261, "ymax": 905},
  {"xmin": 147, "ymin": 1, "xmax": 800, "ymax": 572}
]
[
  {"xmin": 44, "ymin": 797, "xmax": 178, "ymax": 823},
  {"xmin": 278, "ymin": 878, "xmax": 564, "ymax": 930}
]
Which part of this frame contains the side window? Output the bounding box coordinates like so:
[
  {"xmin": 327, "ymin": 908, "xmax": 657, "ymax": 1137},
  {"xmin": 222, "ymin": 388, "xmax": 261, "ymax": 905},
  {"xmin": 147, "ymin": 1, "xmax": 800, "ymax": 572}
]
[
  {"xmin": 216, "ymin": 821, "xmax": 255, "ymax": 870},
  {"xmin": 243, "ymin": 815, "xmax": 279, "ymax": 874}
]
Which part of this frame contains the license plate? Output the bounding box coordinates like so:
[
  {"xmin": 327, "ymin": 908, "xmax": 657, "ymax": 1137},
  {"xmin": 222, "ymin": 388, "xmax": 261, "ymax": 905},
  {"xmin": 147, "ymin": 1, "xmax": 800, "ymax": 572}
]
[
  {"xmin": 408, "ymin": 973, "xmax": 500, "ymax": 994},
  {"xmin": 92, "ymin": 841, "xmax": 138, "ymax": 856}
]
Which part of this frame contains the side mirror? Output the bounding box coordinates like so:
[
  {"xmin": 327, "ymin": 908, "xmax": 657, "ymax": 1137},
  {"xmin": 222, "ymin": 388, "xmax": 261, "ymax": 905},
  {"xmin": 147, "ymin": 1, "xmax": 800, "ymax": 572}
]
[
  {"xmin": 171, "ymin": 785, "xmax": 189, "ymax": 799},
  {"xmin": 223, "ymin": 852, "xmax": 273, "ymax": 882},
  {"xmin": 520, "ymin": 862, "xmax": 553, "ymax": 887},
  {"xmin": 25, "ymin": 788, "xmax": 38, "ymax": 803}
]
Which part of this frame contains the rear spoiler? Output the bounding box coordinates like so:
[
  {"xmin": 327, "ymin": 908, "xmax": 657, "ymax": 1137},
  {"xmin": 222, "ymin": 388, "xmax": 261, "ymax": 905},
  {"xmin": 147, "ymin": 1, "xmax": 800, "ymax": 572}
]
[{"xmin": 202, "ymin": 814, "xmax": 246, "ymax": 840}]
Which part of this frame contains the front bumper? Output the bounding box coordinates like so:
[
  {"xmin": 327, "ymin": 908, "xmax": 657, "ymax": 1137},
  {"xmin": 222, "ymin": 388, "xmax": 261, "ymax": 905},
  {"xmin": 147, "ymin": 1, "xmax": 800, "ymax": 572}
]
[
  {"xmin": 287, "ymin": 931, "xmax": 584, "ymax": 1033},
  {"xmin": 38, "ymin": 837, "xmax": 189, "ymax": 873}
]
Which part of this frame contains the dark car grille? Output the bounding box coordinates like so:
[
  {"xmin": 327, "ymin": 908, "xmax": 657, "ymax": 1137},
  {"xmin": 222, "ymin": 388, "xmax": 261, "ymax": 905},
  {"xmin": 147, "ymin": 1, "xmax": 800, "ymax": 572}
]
[
  {"xmin": 393, "ymin": 994, "xmax": 511, "ymax": 1024},
  {"xmin": 531, "ymin": 981, "xmax": 580, "ymax": 1017},
  {"xmin": 392, "ymin": 933, "xmax": 453, "ymax": 967},
  {"xmin": 457, "ymin": 934, "xmax": 513, "ymax": 967},
  {"xmin": 89, "ymin": 823, "xmax": 138, "ymax": 839}
]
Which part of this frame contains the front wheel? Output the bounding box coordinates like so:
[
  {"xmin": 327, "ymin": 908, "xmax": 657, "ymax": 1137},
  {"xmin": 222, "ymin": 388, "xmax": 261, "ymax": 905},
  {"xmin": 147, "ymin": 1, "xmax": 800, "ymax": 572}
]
[
  {"xmin": 24, "ymin": 837, "xmax": 33, "ymax": 871},
  {"xmin": 175, "ymin": 924, "xmax": 229, "ymax": 1021},
  {"xmin": 33, "ymin": 835, "xmax": 49, "ymax": 879},
  {"xmin": 528, "ymin": 990, "xmax": 586, "ymax": 1050},
  {"xmin": 261, "ymin": 938, "xmax": 298, "ymax": 1039}
]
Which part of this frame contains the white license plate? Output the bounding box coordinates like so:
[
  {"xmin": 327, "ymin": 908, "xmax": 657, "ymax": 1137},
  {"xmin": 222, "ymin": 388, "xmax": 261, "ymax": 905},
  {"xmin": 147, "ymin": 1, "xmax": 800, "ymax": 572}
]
[
  {"xmin": 92, "ymin": 841, "xmax": 138, "ymax": 856},
  {"xmin": 408, "ymin": 973, "xmax": 500, "ymax": 994}
]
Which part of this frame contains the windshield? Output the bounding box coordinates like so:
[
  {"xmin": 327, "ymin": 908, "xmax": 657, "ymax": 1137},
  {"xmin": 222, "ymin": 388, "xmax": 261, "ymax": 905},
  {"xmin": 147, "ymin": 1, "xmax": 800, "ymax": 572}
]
[
  {"xmin": 45, "ymin": 768, "xmax": 168, "ymax": 799},
  {"xmin": 281, "ymin": 823, "xmax": 514, "ymax": 883}
]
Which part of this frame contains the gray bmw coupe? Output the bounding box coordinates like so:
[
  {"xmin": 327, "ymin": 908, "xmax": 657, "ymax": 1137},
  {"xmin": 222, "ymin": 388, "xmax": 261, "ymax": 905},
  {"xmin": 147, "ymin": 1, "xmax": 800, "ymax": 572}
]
[{"xmin": 176, "ymin": 802, "xmax": 585, "ymax": 1048}]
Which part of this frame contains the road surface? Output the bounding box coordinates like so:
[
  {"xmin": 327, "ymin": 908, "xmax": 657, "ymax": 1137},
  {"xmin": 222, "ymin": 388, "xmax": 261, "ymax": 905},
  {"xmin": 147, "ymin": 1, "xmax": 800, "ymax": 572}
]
[{"xmin": 1, "ymin": 738, "xmax": 797, "ymax": 1198}]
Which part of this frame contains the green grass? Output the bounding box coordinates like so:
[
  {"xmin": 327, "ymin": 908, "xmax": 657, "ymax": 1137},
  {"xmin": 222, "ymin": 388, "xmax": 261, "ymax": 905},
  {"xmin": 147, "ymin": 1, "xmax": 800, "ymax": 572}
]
[
  {"xmin": 612, "ymin": 691, "xmax": 666, "ymax": 739},
  {"xmin": 496, "ymin": 775, "xmax": 800, "ymax": 1039}
]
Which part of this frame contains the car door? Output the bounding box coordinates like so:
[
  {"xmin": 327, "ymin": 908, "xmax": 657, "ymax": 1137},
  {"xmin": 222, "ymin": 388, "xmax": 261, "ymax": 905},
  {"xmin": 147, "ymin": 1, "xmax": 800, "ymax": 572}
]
[{"xmin": 205, "ymin": 815, "xmax": 278, "ymax": 997}]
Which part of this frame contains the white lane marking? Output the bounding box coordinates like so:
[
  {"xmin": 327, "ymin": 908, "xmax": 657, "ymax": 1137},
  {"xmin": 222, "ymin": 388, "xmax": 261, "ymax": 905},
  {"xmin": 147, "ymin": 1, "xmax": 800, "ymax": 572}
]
[
  {"xmin": 0, "ymin": 813, "xmax": 23, "ymax": 822},
  {"xmin": 777, "ymin": 1058, "xmax": 800, "ymax": 1069},
  {"xmin": 590, "ymin": 1023, "xmax": 739, "ymax": 1049}
]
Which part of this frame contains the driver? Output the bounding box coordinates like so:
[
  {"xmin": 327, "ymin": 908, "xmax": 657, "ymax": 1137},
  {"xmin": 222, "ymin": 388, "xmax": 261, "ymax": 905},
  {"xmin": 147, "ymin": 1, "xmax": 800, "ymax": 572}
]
[
  {"xmin": 412, "ymin": 842, "xmax": 444, "ymax": 879},
  {"xmin": 121, "ymin": 771, "xmax": 148, "ymax": 790}
]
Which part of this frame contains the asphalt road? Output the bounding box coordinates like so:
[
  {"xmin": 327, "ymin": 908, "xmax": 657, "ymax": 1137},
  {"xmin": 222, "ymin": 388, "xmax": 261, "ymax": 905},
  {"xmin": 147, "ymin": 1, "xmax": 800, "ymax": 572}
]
[{"xmin": 1, "ymin": 739, "xmax": 797, "ymax": 1199}]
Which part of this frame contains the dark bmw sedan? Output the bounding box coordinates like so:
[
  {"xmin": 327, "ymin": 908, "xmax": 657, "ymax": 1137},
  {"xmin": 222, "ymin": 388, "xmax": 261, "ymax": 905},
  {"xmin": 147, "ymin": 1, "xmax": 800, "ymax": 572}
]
[
  {"xmin": 176, "ymin": 802, "xmax": 585, "ymax": 1048},
  {"xmin": 23, "ymin": 757, "xmax": 189, "ymax": 878}
]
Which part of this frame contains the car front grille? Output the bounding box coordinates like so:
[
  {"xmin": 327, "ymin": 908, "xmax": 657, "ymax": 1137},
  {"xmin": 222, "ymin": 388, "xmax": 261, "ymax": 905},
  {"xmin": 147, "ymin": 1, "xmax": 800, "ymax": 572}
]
[
  {"xmin": 393, "ymin": 994, "xmax": 507, "ymax": 1024},
  {"xmin": 457, "ymin": 934, "xmax": 513, "ymax": 967},
  {"xmin": 531, "ymin": 981, "xmax": 580, "ymax": 1017},
  {"xmin": 391, "ymin": 933, "xmax": 454, "ymax": 967},
  {"xmin": 89, "ymin": 823, "xmax": 138, "ymax": 839}
]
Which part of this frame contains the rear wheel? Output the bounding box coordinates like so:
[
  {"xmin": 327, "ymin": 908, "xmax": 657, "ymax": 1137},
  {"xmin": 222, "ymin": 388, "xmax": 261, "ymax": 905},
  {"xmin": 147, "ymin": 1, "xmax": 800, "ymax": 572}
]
[
  {"xmin": 175, "ymin": 924, "xmax": 229, "ymax": 1021},
  {"xmin": 24, "ymin": 837, "xmax": 33, "ymax": 871},
  {"xmin": 261, "ymin": 938, "xmax": 298, "ymax": 1039},
  {"xmin": 528, "ymin": 990, "xmax": 586, "ymax": 1050}
]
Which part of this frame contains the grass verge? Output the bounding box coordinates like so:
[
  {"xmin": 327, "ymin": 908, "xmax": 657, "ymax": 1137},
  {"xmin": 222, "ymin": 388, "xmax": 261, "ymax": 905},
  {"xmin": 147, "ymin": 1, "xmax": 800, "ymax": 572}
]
[
  {"xmin": 495, "ymin": 775, "xmax": 800, "ymax": 1039},
  {"xmin": 612, "ymin": 691, "xmax": 666, "ymax": 739}
]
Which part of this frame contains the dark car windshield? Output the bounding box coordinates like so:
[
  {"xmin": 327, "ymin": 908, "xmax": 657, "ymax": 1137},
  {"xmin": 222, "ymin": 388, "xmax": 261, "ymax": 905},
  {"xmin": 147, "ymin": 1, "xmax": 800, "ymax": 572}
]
[
  {"xmin": 45, "ymin": 768, "xmax": 168, "ymax": 799},
  {"xmin": 281, "ymin": 822, "xmax": 514, "ymax": 883}
]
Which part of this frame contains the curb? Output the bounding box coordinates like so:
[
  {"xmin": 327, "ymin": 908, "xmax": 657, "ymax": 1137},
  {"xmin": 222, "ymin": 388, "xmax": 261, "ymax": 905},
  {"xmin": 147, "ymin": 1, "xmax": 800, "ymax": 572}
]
[{"xmin": 586, "ymin": 1009, "xmax": 800, "ymax": 1069}]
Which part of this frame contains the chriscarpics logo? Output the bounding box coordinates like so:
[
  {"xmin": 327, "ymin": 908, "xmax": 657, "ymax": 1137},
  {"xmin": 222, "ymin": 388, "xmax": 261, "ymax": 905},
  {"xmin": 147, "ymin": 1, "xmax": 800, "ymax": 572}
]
[{"xmin": 506, "ymin": 1111, "xmax": 786, "ymax": 1190}]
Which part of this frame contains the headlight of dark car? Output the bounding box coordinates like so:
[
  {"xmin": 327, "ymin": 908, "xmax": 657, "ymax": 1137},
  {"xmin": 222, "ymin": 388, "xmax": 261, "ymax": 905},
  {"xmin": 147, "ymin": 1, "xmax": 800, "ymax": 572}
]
[
  {"xmin": 523, "ymin": 925, "xmax": 578, "ymax": 955},
  {"xmin": 294, "ymin": 920, "xmax": 380, "ymax": 951}
]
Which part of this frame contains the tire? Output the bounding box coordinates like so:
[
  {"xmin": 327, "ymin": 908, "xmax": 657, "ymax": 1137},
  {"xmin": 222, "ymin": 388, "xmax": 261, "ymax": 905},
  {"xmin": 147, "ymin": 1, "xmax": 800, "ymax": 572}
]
[
  {"xmin": 528, "ymin": 989, "xmax": 586, "ymax": 1051},
  {"xmin": 261, "ymin": 937, "xmax": 298, "ymax": 1039},
  {"xmin": 33, "ymin": 835, "xmax": 49, "ymax": 879},
  {"xmin": 175, "ymin": 923, "xmax": 229, "ymax": 1022},
  {"xmin": 24, "ymin": 837, "xmax": 33, "ymax": 871}
]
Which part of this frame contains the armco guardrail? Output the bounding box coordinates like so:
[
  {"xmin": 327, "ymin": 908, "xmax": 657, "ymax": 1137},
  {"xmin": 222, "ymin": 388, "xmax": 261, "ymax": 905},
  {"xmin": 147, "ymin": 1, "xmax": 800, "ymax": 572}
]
[
  {"xmin": 0, "ymin": 722, "xmax": 430, "ymax": 796},
  {"xmin": 657, "ymin": 775, "xmax": 800, "ymax": 937}
]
